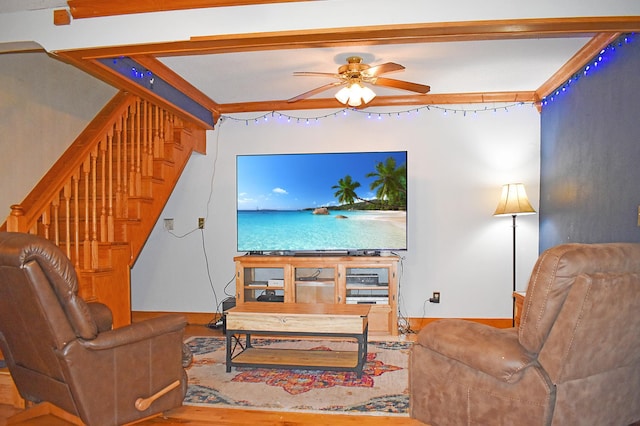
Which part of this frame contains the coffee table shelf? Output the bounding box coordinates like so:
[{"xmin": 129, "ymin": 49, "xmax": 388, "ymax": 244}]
[
  {"xmin": 225, "ymin": 303, "xmax": 370, "ymax": 377},
  {"xmin": 232, "ymin": 347, "xmax": 361, "ymax": 370}
]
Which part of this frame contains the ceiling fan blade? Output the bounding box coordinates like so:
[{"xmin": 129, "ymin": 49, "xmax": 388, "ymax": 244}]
[
  {"xmin": 364, "ymin": 62, "xmax": 405, "ymax": 77},
  {"xmin": 293, "ymin": 71, "xmax": 342, "ymax": 78},
  {"xmin": 288, "ymin": 81, "xmax": 344, "ymax": 102},
  {"xmin": 372, "ymin": 77, "xmax": 431, "ymax": 94}
]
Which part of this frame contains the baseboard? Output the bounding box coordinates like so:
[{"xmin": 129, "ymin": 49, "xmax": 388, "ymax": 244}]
[
  {"xmin": 132, "ymin": 311, "xmax": 221, "ymax": 325},
  {"xmin": 407, "ymin": 317, "xmax": 513, "ymax": 332}
]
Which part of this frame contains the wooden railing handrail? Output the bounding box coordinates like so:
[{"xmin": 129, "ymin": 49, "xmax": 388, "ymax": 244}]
[{"xmin": 5, "ymin": 91, "xmax": 135, "ymax": 231}]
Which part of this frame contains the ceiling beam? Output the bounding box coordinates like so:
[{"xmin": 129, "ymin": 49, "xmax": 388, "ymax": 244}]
[
  {"xmin": 67, "ymin": 0, "xmax": 313, "ymax": 19},
  {"xmin": 536, "ymin": 32, "xmax": 622, "ymax": 100},
  {"xmin": 53, "ymin": 17, "xmax": 640, "ymax": 118},
  {"xmin": 56, "ymin": 51, "xmax": 218, "ymax": 129},
  {"xmin": 67, "ymin": 17, "xmax": 640, "ymax": 60},
  {"xmin": 133, "ymin": 54, "xmax": 221, "ymax": 113},
  {"xmin": 190, "ymin": 16, "xmax": 640, "ymax": 48},
  {"xmin": 218, "ymin": 91, "xmax": 538, "ymax": 114}
]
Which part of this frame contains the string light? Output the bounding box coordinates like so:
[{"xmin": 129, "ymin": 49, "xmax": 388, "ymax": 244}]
[
  {"xmin": 541, "ymin": 32, "xmax": 635, "ymax": 108},
  {"xmin": 221, "ymin": 101, "xmax": 534, "ymax": 126}
]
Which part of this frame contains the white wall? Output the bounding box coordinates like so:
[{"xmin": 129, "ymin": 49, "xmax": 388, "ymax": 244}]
[
  {"xmin": 0, "ymin": 51, "xmax": 116, "ymax": 219},
  {"xmin": 132, "ymin": 104, "xmax": 540, "ymax": 319}
]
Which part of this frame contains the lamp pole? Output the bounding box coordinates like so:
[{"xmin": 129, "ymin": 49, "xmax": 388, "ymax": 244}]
[
  {"xmin": 493, "ymin": 183, "xmax": 536, "ymax": 328},
  {"xmin": 511, "ymin": 214, "xmax": 517, "ymax": 327}
]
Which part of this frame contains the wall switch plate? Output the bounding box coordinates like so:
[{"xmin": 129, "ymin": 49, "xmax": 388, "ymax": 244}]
[{"xmin": 164, "ymin": 218, "xmax": 174, "ymax": 230}]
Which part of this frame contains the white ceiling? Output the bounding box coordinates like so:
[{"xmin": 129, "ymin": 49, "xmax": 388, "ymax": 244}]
[
  {"xmin": 158, "ymin": 37, "xmax": 591, "ymax": 105},
  {"xmin": 0, "ymin": 0, "xmax": 66, "ymax": 13},
  {"xmin": 0, "ymin": 1, "xmax": 636, "ymax": 109}
]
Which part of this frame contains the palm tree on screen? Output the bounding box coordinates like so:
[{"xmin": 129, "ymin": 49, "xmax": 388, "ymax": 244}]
[
  {"xmin": 332, "ymin": 175, "xmax": 362, "ymax": 205},
  {"xmin": 366, "ymin": 157, "xmax": 407, "ymax": 209}
]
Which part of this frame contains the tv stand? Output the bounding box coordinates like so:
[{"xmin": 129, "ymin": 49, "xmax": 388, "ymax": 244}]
[
  {"xmin": 234, "ymin": 255, "xmax": 399, "ymax": 336},
  {"xmin": 293, "ymin": 251, "xmax": 349, "ymax": 257}
]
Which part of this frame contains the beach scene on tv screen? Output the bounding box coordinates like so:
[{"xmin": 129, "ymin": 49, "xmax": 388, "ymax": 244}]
[{"xmin": 237, "ymin": 151, "xmax": 407, "ymax": 252}]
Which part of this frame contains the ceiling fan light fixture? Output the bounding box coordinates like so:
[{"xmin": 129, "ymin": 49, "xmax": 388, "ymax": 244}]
[
  {"xmin": 361, "ymin": 85, "xmax": 376, "ymax": 104},
  {"xmin": 347, "ymin": 83, "xmax": 363, "ymax": 106},
  {"xmin": 334, "ymin": 86, "xmax": 351, "ymax": 104},
  {"xmin": 335, "ymin": 82, "xmax": 376, "ymax": 107},
  {"xmin": 292, "ymin": 56, "xmax": 428, "ymax": 104}
]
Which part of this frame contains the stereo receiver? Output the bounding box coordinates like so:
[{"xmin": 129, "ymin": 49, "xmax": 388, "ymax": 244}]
[{"xmin": 346, "ymin": 273, "xmax": 379, "ymax": 286}]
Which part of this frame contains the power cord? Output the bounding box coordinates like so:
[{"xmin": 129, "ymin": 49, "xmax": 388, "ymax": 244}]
[{"xmin": 395, "ymin": 253, "xmax": 416, "ymax": 335}]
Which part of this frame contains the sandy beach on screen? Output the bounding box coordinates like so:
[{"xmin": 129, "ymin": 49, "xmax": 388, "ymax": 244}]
[{"xmin": 349, "ymin": 210, "xmax": 406, "ymax": 229}]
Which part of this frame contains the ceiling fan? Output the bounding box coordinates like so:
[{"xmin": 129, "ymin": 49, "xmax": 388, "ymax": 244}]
[{"xmin": 287, "ymin": 56, "xmax": 431, "ymax": 107}]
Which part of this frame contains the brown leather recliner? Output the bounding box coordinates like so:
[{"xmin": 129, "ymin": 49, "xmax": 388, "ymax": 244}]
[
  {"xmin": 410, "ymin": 243, "xmax": 640, "ymax": 426},
  {"xmin": 0, "ymin": 232, "xmax": 188, "ymax": 425}
]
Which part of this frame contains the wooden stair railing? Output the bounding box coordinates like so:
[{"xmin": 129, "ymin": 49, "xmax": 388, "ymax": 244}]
[{"xmin": 2, "ymin": 90, "xmax": 206, "ymax": 327}]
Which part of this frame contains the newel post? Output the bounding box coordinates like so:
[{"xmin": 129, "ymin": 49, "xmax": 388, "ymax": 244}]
[{"xmin": 7, "ymin": 204, "xmax": 27, "ymax": 232}]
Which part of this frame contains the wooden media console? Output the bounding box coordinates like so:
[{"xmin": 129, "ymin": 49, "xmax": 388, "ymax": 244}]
[{"xmin": 234, "ymin": 255, "xmax": 399, "ymax": 335}]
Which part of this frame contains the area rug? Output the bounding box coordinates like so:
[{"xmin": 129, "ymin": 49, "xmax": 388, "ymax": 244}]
[{"xmin": 183, "ymin": 336, "xmax": 411, "ymax": 416}]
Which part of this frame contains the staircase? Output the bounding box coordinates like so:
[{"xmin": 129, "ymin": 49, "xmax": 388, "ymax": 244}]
[{"xmin": 2, "ymin": 91, "xmax": 207, "ymax": 327}]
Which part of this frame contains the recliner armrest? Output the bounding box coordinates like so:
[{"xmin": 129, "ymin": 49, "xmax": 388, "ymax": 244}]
[
  {"xmin": 78, "ymin": 314, "xmax": 187, "ymax": 351},
  {"xmin": 87, "ymin": 302, "xmax": 113, "ymax": 332},
  {"xmin": 417, "ymin": 319, "xmax": 537, "ymax": 383}
]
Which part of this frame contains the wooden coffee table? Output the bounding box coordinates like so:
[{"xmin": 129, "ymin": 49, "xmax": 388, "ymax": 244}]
[{"xmin": 225, "ymin": 302, "xmax": 370, "ymax": 377}]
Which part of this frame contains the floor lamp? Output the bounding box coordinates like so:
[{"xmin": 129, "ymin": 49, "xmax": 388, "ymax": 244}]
[{"xmin": 493, "ymin": 183, "xmax": 536, "ymax": 327}]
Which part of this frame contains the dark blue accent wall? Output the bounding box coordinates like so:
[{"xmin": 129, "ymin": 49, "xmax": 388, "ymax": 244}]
[
  {"xmin": 539, "ymin": 35, "xmax": 640, "ymax": 251},
  {"xmin": 98, "ymin": 57, "xmax": 214, "ymax": 128}
]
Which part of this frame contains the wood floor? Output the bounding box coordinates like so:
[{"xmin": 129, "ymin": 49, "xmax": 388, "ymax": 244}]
[{"xmin": 0, "ymin": 324, "xmax": 426, "ymax": 426}]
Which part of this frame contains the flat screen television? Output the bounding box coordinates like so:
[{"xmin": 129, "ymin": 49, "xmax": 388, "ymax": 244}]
[{"xmin": 236, "ymin": 151, "xmax": 407, "ymax": 254}]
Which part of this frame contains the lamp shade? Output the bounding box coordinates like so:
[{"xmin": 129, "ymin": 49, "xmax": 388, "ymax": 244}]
[{"xmin": 493, "ymin": 183, "xmax": 536, "ymax": 216}]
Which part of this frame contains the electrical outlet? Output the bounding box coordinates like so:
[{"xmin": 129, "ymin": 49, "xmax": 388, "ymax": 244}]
[
  {"xmin": 198, "ymin": 217, "xmax": 205, "ymax": 229},
  {"xmin": 429, "ymin": 291, "xmax": 441, "ymax": 303},
  {"xmin": 164, "ymin": 218, "xmax": 174, "ymax": 231}
]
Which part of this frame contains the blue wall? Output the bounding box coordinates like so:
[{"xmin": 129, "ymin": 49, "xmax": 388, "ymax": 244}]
[{"xmin": 539, "ymin": 34, "xmax": 640, "ymax": 251}]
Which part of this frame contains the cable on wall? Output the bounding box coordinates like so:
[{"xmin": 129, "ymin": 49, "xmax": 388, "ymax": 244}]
[{"xmin": 162, "ymin": 116, "xmax": 229, "ymax": 326}]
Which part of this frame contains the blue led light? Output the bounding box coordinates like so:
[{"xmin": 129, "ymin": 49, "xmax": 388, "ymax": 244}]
[{"xmin": 540, "ymin": 32, "xmax": 635, "ymax": 109}]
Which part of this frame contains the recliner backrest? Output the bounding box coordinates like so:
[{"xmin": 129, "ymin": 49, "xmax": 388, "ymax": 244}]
[
  {"xmin": 0, "ymin": 233, "xmax": 81, "ymax": 387},
  {"xmin": 0, "ymin": 231, "xmax": 107, "ymax": 373},
  {"xmin": 538, "ymin": 272, "xmax": 640, "ymax": 383},
  {"xmin": 15, "ymin": 232, "xmax": 99, "ymax": 339},
  {"xmin": 519, "ymin": 243, "xmax": 640, "ymax": 354}
]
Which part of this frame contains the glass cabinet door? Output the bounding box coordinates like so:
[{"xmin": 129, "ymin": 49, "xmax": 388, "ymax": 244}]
[
  {"xmin": 344, "ymin": 267, "xmax": 390, "ymax": 304},
  {"xmin": 241, "ymin": 266, "xmax": 284, "ymax": 302},
  {"xmin": 294, "ymin": 267, "xmax": 336, "ymax": 303}
]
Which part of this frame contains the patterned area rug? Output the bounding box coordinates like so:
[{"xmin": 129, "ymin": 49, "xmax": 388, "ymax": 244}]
[{"xmin": 183, "ymin": 336, "xmax": 411, "ymax": 416}]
